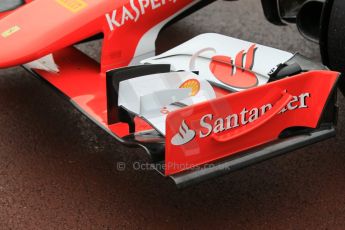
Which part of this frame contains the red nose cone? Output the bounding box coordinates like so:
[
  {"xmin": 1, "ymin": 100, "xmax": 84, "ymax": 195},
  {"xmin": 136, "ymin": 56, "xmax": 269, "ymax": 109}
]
[{"xmin": 0, "ymin": 0, "xmax": 105, "ymax": 68}]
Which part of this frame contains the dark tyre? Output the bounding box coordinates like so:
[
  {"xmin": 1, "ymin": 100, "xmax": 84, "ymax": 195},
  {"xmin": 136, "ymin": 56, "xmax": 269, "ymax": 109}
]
[{"xmin": 320, "ymin": 0, "xmax": 345, "ymax": 95}]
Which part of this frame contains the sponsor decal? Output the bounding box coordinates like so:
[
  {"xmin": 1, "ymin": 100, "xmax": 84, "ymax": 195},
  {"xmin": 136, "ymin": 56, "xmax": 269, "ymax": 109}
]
[
  {"xmin": 56, "ymin": 0, "xmax": 88, "ymax": 13},
  {"xmin": 209, "ymin": 44, "xmax": 258, "ymax": 89},
  {"xmin": 179, "ymin": 79, "xmax": 200, "ymax": 96},
  {"xmin": 171, "ymin": 120, "xmax": 196, "ymax": 146},
  {"xmin": 1, "ymin": 26, "xmax": 20, "ymax": 38},
  {"xmin": 171, "ymin": 92, "xmax": 311, "ymax": 145},
  {"xmin": 105, "ymin": 0, "xmax": 177, "ymax": 31}
]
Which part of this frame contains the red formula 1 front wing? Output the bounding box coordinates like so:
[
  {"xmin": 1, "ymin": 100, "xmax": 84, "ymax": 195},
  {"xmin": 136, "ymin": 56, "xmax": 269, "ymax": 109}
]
[
  {"xmin": 107, "ymin": 65, "xmax": 339, "ymax": 187},
  {"xmin": 24, "ymin": 47, "xmax": 339, "ymax": 187},
  {"xmin": 0, "ymin": 0, "xmax": 340, "ymax": 188}
]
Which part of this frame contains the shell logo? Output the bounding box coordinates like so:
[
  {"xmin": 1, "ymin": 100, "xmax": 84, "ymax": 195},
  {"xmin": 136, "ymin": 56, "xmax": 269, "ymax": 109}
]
[{"xmin": 179, "ymin": 79, "xmax": 200, "ymax": 96}]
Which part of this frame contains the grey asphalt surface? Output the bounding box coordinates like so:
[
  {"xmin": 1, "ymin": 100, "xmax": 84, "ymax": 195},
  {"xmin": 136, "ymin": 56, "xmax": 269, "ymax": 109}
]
[{"xmin": 0, "ymin": 1, "xmax": 345, "ymax": 229}]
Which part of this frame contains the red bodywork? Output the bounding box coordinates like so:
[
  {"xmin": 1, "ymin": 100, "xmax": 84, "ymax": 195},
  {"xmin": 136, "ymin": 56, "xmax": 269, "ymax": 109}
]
[
  {"xmin": 0, "ymin": 0, "xmax": 201, "ymax": 143},
  {"xmin": 0, "ymin": 0, "xmax": 196, "ymax": 71}
]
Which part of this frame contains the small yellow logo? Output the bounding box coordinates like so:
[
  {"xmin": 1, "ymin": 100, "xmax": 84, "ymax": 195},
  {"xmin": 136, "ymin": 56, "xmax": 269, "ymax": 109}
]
[
  {"xmin": 56, "ymin": 0, "xmax": 87, "ymax": 13},
  {"xmin": 1, "ymin": 26, "xmax": 21, "ymax": 38},
  {"xmin": 179, "ymin": 79, "xmax": 201, "ymax": 96}
]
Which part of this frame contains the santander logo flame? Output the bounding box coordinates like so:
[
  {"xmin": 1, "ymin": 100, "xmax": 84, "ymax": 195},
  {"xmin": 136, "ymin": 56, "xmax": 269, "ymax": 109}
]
[
  {"xmin": 171, "ymin": 120, "xmax": 196, "ymax": 146},
  {"xmin": 209, "ymin": 44, "xmax": 258, "ymax": 89}
]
